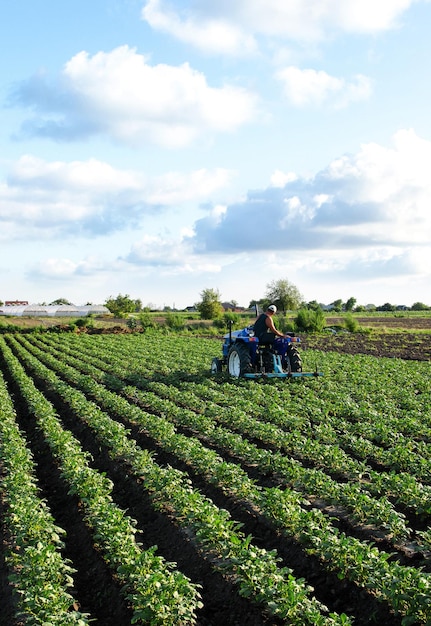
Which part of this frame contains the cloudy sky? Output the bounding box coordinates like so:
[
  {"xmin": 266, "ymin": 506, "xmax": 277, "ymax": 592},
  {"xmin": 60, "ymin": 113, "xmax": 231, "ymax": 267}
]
[{"xmin": 1, "ymin": 0, "xmax": 430, "ymax": 309}]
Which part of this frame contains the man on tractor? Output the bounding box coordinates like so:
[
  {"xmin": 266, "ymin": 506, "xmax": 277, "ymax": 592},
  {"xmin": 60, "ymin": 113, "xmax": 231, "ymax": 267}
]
[{"xmin": 253, "ymin": 304, "xmax": 286, "ymax": 343}]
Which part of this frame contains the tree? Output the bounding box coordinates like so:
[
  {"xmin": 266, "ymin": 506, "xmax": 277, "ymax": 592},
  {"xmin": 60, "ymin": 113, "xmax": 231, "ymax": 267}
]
[
  {"xmin": 105, "ymin": 294, "xmax": 139, "ymax": 317},
  {"xmin": 344, "ymin": 297, "xmax": 357, "ymax": 311},
  {"xmin": 265, "ymin": 278, "xmax": 303, "ymax": 312},
  {"xmin": 411, "ymin": 302, "xmax": 429, "ymax": 311},
  {"xmin": 50, "ymin": 298, "xmax": 73, "ymax": 305},
  {"xmin": 196, "ymin": 288, "xmax": 223, "ymax": 320},
  {"xmin": 330, "ymin": 299, "xmax": 343, "ymax": 312},
  {"xmin": 378, "ymin": 302, "xmax": 396, "ymax": 312}
]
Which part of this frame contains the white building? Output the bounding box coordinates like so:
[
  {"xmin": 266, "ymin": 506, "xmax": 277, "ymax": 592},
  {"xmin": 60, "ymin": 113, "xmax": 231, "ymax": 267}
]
[{"xmin": 0, "ymin": 304, "xmax": 110, "ymax": 317}]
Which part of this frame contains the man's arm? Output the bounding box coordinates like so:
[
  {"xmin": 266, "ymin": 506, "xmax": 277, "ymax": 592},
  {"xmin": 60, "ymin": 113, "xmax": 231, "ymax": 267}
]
[{"xmin": 265, "ymin": 316, "xmax": 284, "ymax": 337}]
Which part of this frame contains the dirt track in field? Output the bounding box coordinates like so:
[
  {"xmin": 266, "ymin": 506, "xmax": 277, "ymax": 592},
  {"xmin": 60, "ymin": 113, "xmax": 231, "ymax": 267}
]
[
  {"xmin": 301, "ymin": 330, "xmax": 431, "ymax": 361},
  {"xmin": 327, "ymin": 316, "xmax": 431, "ymax": 330}
]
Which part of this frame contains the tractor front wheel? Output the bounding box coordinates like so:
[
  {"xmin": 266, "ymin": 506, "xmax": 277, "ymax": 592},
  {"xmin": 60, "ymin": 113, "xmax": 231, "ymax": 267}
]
[
  {"xmin": 227, "ymin": 343, "xmax": 251, "ymax": 378},
  {"xmin": 211, "ymin": 357, "xmax": 222, "ymax": 375}
]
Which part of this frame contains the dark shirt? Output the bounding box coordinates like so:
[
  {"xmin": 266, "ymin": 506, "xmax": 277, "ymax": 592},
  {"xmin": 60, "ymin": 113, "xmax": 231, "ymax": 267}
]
[{"xmin": 253, "ymin": 313, "xmax": 273, "ymax": 340}]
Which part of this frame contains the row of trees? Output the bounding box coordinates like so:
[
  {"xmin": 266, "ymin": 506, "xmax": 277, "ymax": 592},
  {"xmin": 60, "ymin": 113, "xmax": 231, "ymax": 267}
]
[
  {"xmin": 197, "ymin": 281, "xmax": 430, "ymax": 318},
  {"xmin": 10, "ymin": 281, "xmax": 426, "ymax": 318},
  {"xmin": 197, "ymin": 279, "xmax": 307, "ymax": 319},
  {"xmin": 196, "ymin": 282, "xmax": 376, "ymax": 320},
  {"xmin": 102, "ymin": 284, "xmax": 430, "ymax": 319}
]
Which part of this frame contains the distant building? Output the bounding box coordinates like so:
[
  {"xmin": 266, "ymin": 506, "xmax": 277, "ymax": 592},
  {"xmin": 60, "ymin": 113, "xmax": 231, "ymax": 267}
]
[
  {"xmin": 5, "ymin": 300, "xmax": 29, "ymax": 306},
  {"xmin": 0, "ymin": 304, "xmax": 110, "ymax": 317},
  {"xmin": 221, "ymin": 302, "xmax": 245, "ymax": 312}
]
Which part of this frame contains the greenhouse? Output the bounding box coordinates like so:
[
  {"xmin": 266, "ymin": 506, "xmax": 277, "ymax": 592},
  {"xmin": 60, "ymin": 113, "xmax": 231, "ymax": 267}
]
[{"xmin": 0, "ymin": 304, "xmax": 110, "ymax": 317}]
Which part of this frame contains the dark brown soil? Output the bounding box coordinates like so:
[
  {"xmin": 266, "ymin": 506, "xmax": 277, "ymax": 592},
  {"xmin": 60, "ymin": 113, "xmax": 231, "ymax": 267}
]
[{"xmin": 302, "ymin": 330, "xmax": 431, "ymax": 361}]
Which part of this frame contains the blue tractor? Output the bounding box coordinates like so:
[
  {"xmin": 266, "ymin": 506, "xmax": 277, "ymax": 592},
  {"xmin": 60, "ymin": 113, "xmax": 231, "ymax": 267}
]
[{"xmin": 211, "ymin": 321, "xmax": 322, "ymax": 379}]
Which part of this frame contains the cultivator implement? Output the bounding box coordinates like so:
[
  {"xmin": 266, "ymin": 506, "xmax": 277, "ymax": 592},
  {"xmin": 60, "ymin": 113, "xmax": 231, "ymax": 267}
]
[{"xmin": 243, "ymin": 353, "xmax": 323, "ymax": 379}]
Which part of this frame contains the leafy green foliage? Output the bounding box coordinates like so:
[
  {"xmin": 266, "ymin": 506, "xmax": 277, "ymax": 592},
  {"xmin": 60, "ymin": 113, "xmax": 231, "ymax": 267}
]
[
  {"xmin": 164, "ymin": 312, "xmax": 185, "ymax": 330},
  {"xmin": 213, "ymin": 311, "xmax": 242, "ymax": 330},
  {"xmin": 265, "ymin": 278, "xmax": 304, "ymax": 311},
  {"xmin": 295, "ymin": 307, "xmax": 326, "ymax": 332},
  {"xmin": 0, "ymin": 366, "xmax": 90, "ymax": 625},
  {"xmin": 196, "ymin": 288, "xmax": 223, "ymax": 319},
  {"xmin": 139, "ymin": 311, "xmax": 157, "ymax": 331},
  {"xmin": 1, "ymin": 331, "xmax": 431, "ymax": 625},
  {"xmin": 344, "ymin": 313, "xmax": 359, "ymax": 332},
  {"xmin": 105, "ymin": 293, "xmax": 140, "ymax": 316}
]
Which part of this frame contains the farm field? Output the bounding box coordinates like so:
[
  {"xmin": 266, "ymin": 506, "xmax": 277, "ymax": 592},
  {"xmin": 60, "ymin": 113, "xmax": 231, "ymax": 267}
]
[
  {"xmin": 0, "ymin": 331, "xmax": 431, "ymax": 625},
  {"xmin": 302, "ymin": 329, "xmax": 431, "ymax": 361}
]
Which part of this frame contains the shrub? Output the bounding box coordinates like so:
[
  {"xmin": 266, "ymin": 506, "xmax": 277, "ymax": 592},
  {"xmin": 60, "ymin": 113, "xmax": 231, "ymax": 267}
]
[
  {"xmin": 294, "ymin": 308, "xmax": 326, "ymax": 332},
  {"xmin": 139, "ymin": 312, "xmax": 157, "ymax": 332},
  {"xmin": 126, "ymin": 317, "xmax": 138, "ymax": 330},
  {"xmin": 224, "ymin": 312, "xmax": 241, "ymax": 328},
  {"xmin": 165, "ymin": 313, "xmax": 185, "ymax": 331},
  {"xmin": 277, "ymin": 315, "xmax": 296, "ymax": 334},
  {"xmin": 344, "ymin": 314, "xmax": 359, "ymax": 333},
  {"xmin": 75, "ymin": 316, "xmax": 94, "ymax": 329}
]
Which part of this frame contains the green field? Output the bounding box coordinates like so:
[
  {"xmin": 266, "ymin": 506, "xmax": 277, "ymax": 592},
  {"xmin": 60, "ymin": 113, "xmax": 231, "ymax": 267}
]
[{"xmin": 0, "ymin": 331, "xmax": 430, "ymax": 625}]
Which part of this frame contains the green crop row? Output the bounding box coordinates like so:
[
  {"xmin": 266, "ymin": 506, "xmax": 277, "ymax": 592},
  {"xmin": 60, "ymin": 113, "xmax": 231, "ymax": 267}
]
[
  {"xmin": 31, "ymin": 331, "xmax": 411, "ymax": 540},
  {"xmin": 9, "ymin": 333, "xmax": 431, "ymax": 624},
  {"xmin": 4, "ymin": 334, "xmax": 348, "ymax": 626},
  {"xmin": 34, "ymin": 332, "xmax": 431, "ymax": 517},
  {"xmin": 0, "ymin": 337, "xmax": 202, "ymax": 625},
  {"xmin": 0, "ymin": 369, "xmax": 89, "ymax": 625},
  {"xmin": 18, "ymin": 332, "xmax": 415, "ymax": 540},
  {"xmin": 31, "ymin": 332, "xmax": 424, "ymax": 535}
]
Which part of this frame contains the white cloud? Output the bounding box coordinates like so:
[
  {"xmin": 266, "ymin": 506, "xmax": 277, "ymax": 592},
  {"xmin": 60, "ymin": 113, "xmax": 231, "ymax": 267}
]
[
  {"xmin": 276, "ymin": 66, "xmax": 372, "ymax": 108},
  {"xmin": 9, "ymin": 155, "xmax": 140, "ymax": 192},
  {"xmin": 127, "ymin": 234, "xmax": 191, "ymax": 268},
  {"xmin": 141, "ymin": 0, "xmax": 423, "ymax": 50},
  {"xmin": 0, "ymin": 155, "xmax": 232, "ymax": 239},
  {"xmin": 191, "ymin": 129, "xmax": 431, "ymax": 267},
  {"xmin": 329, "ymin": 0, "xmax": 417, "ymax": 33},
  {"xmin": 28, "ymin": 255, "xmax": 123, "ymax": 282},
  {"xmin": 12, "ymin": 46, "xmax": 257, "ymax": 147},
  {"xmin": 139, "ymin": 169, "xmax": 233, "ymax": 205},
  {"xmin": 270, "ymin": 170, "xmax": 298, "ymax": 188},
  {"xmin": 142, "ymin": 0, "xmax": 257, "ymax": 56},
  {"xmin": 31, "ymin": 258, "xmax": 84, "ymax": 279}
]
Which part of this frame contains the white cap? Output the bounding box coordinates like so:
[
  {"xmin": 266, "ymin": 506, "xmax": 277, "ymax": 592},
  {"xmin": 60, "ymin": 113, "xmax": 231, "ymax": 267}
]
[{"xmin": 268, "ymin": 304, "xmax": 277, "ymax": 312}]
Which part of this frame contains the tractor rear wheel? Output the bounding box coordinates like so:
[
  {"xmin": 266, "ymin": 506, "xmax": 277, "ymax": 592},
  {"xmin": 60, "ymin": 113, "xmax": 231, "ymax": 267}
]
[
  {"xmin": 286, "ymin": 346, "xmax": 302, "ymax": 372},
  {"xmin": 227, "ymin": 343, "xmax": 252, "ymax": 378}
]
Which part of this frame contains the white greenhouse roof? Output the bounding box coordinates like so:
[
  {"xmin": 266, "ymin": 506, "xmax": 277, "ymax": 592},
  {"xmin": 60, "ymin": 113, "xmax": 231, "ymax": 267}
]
[{"xmin": 0, "ymin": 304, "xmax": 110, "ymax": 317}]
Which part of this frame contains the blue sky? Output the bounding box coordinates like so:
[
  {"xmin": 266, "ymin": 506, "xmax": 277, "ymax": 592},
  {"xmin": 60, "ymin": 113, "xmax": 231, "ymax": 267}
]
[{"xmin": 1, "ymin": 0, "xmax": 430, "ymax": 309}]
